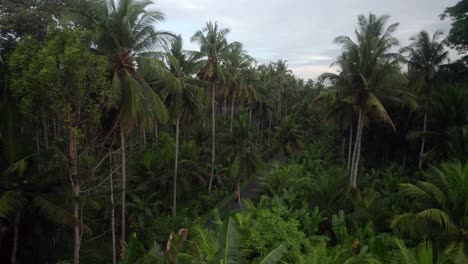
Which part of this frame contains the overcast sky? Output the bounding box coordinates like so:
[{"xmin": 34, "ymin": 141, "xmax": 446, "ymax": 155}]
[{"xmin": 156, "ymin": 0, "xmax": 459, "ymax": 80}]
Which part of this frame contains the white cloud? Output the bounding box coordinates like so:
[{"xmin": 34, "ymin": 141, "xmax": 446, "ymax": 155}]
[{"xmin": 156, "ymin": 0, "xmax": 459, "ymax": 80}]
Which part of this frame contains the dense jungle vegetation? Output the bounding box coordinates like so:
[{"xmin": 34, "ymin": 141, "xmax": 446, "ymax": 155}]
[{"xmin": 0, "ymin": 0, "xmax": 467, "ymax": 263}]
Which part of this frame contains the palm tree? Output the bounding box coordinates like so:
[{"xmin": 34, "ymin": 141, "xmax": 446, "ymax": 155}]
[
  {"xmin": 391, "ymin": 161, "xmax": 468, "ymax": 262},
  {"xmin": 91, "ymin": 0, "xmax": 170, "ymax": 243},
  {"xmin": 323, "ymin": 13, "xmax": 402, "ymax": 188},
  {"xmin": 228, "ymin": 113, "xmax": 265, "ymax": 208},
  {"xmin": 400, "ymin": 30, "xmax": 449, "ymax": 169},
  {"xmin": 223, "ymin": 44, "xmax": 254, "ymax": 132},
  {"xmin": 159, "ymin": 35, "xmax": 205, "ymax": 216},
  {"xmin": 191, "ymin": 21, "xmax": 238, "ymax": 192}
]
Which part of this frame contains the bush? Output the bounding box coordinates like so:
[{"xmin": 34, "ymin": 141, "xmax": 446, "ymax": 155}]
[{"xmin": 248, "ymin": 207, "xmax": 306, "ymax": 261}]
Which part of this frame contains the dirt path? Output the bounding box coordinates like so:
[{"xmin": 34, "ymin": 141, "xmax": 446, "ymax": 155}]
[{"xmin": 216, "ymin": 153, "xmax": 287, "ymax": 217}]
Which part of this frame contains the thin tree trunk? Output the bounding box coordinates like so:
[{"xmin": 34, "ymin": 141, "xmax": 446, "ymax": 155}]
[
  {"xmin": 53, "ymin": 118, "xmax": 57, "ymax": 142},
  {"xmin": 110, "ymin": 153, "xmax": 117, "ymax": 264},
  {"xmin": 11, "ymin": 211, "xmax": 20, "ymax": 264},
  {"xmin": 418, "ymin": 111, "xmax": 427, "ymax": 169},
  {"xmin": 249, "ymin": 108, "xmax": 252, "ymax": 128},
  {"xmin": 237, "ymin": 180, "xmax": 242, "ymax": 209},
  {"xmin": 230, "ymin": 93, "xmax": 236, "ymax": 134},
  {"xmin": 351, "ymin": 110, "xmax": 364, "ymax": 188},
  {"xmin": 208, "ymin": 82, "xmax": 216, "ymax": 193},
  {"xmin": 120, "ymin": 127, "xmax": 126, "ymax": 243},
  {"xmin": 347, "ymin": 123, "xmax": 353, "ymax": 176},
  {"xmin": 173, "ymin": 116, "xmax": 180, "ymax": 216},
  {"xmin": 42, "ymin": 117, "xmax": 49, "ymax": 150},
  {"xmin": 268, "ymin": 112, "xmax": 272, "ymax": 147},
  {"xmin": 36, "ymin": 131, "xmax": 41, "ymax": 154},
  {"xmin": 69, "ymin": 128, "xmax": 80, "ymax": 264}
]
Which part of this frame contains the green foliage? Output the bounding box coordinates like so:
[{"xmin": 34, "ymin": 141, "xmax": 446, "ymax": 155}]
[{"xmin": 248, "ymin": 207, "xmax": 305, "ymax": 261}]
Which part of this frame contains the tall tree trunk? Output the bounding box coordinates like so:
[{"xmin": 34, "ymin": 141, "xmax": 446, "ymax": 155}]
[
  {"xmin": 53, "ymin": 118, "xmax": 57, "ymax": 142},
  {"xmin": 73, "ymin": 187, "xmax": 80, "ymax": 264},
  {"xmin": 11, "ymin": 211, "xmax": 20, "ymax": 264},
  {"xmin": 351, "ymin": 110, "xmax": 364, "ymax": 188},
  {"xmin": 418, "ymin": 111, "xmax": 427, "ymax": 169},
  {"xmin": 36, "ymin": 131, "xmax": 41, "ymax": 154},
  {"xmin": 208, "ymin": 82, "xmax": 216, "ymax": 193},
  {"xmin": 249, "ymin": 108, "xmax": 252, "ymax": 128},
  {"xmin": 347, "ymin": 123, "xmax": 353, "ymax": 176},
  {"xmin": 173, "ymin": 116, "xmax": 180, "ymax": 216},
  {"xmin": 42, "ymin": 117, "xmax": 49, "ymax": 150},
  {"xmin": 268, "ymin": 112, "xmax": 272, "ymax": 147},
  {"xmin": 69, "ymin": 128, "xmax": 80, "ymax": 264},
  {"xmin": 120, "ymin": 127, "xmax": 126, "ymax": 243},
  {"xmin": 230, "ymin": 93, "xmax": 236, "ymax": 134},
  {"xmin": 110, "ymin": 153, "xmax": 117, "ymax": 264},
  {"xmin": 237, "ymin": 180, "xmax": 242, "ymax": 209}
]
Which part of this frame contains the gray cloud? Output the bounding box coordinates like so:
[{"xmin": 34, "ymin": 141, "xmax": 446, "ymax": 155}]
[{"xmin": 156, "ymin": 0, "xmax": 458, "ymax": 80}]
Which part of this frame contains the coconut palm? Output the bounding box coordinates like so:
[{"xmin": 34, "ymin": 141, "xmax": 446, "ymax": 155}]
[
  {"xmin": 90, "ymin": 0, "xmax": 171, "ymax": 242},
  {"xmin": 228, "ymin": 113, "xmax": 265, "ymax": 208},
  {"xmin": 223, "ymin": 44, "xmax": 255, "ymax": 132},
  {"xmin": 391, "ymin": 161, "xmax": 468, "ymax": 262},
  {"xmin": 158, "ymin": 35, "xmax": 205, "ymax": 216},
  {"xmin": 191, "ymin": 21, "xmax": 239, "ymax": 192},
  {"xmin": 323, "ymin": 13, "xmax": 402, "ymax": 188},
  {"xmin": 400, "ymin": 30, "xmax": 449, "ymax": 169}
]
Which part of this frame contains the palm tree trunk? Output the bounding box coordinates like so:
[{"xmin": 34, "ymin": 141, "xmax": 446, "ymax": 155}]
[
  {"xmin": 110, "ymin": 153, "xmax": 117, "ymax": 264},
  {"xmin": 237, "ymin": 180, "xmax": 242, "ymax": 209},
  {"xmin": 268, "ymin": 112, "xmax": 272, "ymax": 147},
  {"xmin": 173, "ymin": 116, "xmax": 180, "ymax": 216},
  {"xmin": 351, "ymin": 110, "xmax": 364, "ymax": 188},
  {"xmin": 73, "ymin": 188, "xmax": 80, "ymax": 264},
  {"xmin": 42, "ymin": 117, "xmax": 49, "ymax": 150},
  {"xmin": 230, "ymin": 93, "xmax": 236, "ymax": 134},
  {"xmin": 11, "ymin": 211, "xmax": 20, "ymax": 264},
  {"xmin": 249, "ymin": 108, "xmax": 253, "ymax": 128},
  {"xmin": 36, "ymin": 131, "xmax": 41, "ymax": 154},
  {"xmin": 347, "ymin": 123, "xmax": 353, "ymax": 176},
  {"xmin": 208, "ymin": 82, "xmax": 216, "ymax": 193},
  {"xmin": 69, "ymin": 128, "xmax": 80, "ymax": 264},
  {"xmin": 120, "ymin": 127, "xmax": 126, "ymax": 243},
  {"xmin": 418, "ymin": 111, "xmax": 427, "ymax": 169}
]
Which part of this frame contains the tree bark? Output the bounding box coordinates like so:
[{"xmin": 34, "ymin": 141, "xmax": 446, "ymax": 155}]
[
  {"xmin": 36, "ymin": 131, "xmax": 41, "ymax": 154},
  {"xmin": 110, "ymin": 153, "xmax": 117, "ymax": 264},
  {"xmin": 418, "ymin": 111, "xmax": 427, "ymax": 169},
  {"xmin": 268, "ymin": 112, "xmax": 272, "ymax": 147},
  {"xmin": 230, "ymin": 93, "xmax": 236, "ymax": 134},
  {"xmin": 208, "ymin": 82, "xmax": 216, "ymax": 193},
  {"xmin": 42, "ymin": 117, "xmax": 49, "ymax": 150},
  {"xmin": 11, "ymin": 211, "xmax": 20, "ymax": 264},
  {"xmin": 172, "ymin": 116, "xmax": 180, "ymax": 216},
  {"xmin": 69, "ymin": 128, "xmax": 80, "ymax": 264},
  {"xmin": 120, "ymin": 127, "xmax": 126, "ymax": 243},
  {"xmin": 351, "ymin": 110, "xmax": 364, "ymax": 188},
  {"xmin": 347, "ymin": 123, "xmax": 353, "ymax": 176},
  {"xmin": 237, "ymin": 180, "xmax": 242, "ymax": 209}
]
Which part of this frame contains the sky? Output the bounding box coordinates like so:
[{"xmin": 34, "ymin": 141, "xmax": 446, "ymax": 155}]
[{"xmin": 155, "ymin": 0, "xmax": 459, "ymax": 80}]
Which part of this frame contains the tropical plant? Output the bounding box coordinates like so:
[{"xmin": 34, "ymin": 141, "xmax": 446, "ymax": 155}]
[
  {"xmin": 191, "ymin": 21, "xmax": 239, "ymax": 192},
  {"xmin": 391, "ymin": 161, "xmax": 468, "ymax": 262},
  {"xmin": 401, "ymin": 30, "xmax": 449, "ymax": 169},
  {"xmin": 322, "ymin": 13, "xmax": 403, "ymax": 188}
]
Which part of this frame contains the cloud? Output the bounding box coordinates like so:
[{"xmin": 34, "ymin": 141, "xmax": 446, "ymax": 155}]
[{"xmin": 156, "ymin": 0, "xmax": 459, "ymax": 80}]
